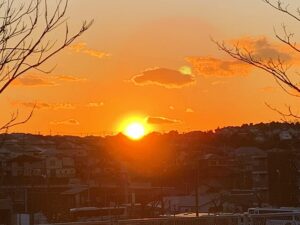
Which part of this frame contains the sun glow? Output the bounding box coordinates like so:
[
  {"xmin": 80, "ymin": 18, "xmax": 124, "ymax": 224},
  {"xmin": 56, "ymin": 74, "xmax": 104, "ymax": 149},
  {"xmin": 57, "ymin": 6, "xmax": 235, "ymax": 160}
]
[
  {"xmin": 179, "ymin": 66, "xmax": 192, "ymax": 75},
  {"xmin": 124, "ymin": 122, "xmax": 146, "ymax": 140},
  {"xmin": 118, "ymin": 116, "xmax": 152, "ymax": 140}
]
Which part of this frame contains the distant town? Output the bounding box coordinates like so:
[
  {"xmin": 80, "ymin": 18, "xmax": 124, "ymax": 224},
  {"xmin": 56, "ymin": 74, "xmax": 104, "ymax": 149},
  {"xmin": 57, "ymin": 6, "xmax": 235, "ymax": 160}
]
[{"xmin": 1, "ymin": 122, "xmax": 300, "ymax": 224}]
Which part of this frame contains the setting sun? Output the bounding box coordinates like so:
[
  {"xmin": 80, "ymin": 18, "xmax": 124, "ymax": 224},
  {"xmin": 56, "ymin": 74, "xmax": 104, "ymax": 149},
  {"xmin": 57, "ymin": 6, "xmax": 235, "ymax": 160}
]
[
  {"xmin": 124, "ymin": 122, "xmax": 146, "ymax": 140},
  {"xmin": 117, "ymin": 115, "xmax": 153, "ymax": 140}
]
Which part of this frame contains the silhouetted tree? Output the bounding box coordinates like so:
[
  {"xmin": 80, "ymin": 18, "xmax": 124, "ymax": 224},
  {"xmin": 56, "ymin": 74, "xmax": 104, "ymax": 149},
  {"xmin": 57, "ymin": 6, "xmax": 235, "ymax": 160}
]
[
  {"xmin": 214, "ymin": 0, "xmax": 300, "ymax": 120},
  {"xmin": 0, "ymin": 0, "xmax": 92, "ymax": 133}
]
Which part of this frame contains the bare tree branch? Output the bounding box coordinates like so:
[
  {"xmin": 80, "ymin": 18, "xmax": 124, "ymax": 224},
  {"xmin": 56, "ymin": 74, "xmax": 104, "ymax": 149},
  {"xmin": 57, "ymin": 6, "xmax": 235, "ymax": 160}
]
[
  {"xmin": 0, "ymin": 105, "xmax": 35, "ymax": 131},
  {"xmin": 212, "ymin": 38, "xmax": 300, "ymax": 95},
  {"xmin": 265, "ymin": 102, "xmax": 300, "ymax": 123},
  {"xmin": 0, "ymin": 0, "xmax": 93, "ymax": 133},
  {"xmin": 263, "ymin": 0, "xmax": 300, "ymax": 22},
  {"xmin": 214, "ymin": 0, "xmax": 300, "ymax": 120},
  {"xmin": 0, "ymin": 0, "xmax": 93, "ymax": 95}
]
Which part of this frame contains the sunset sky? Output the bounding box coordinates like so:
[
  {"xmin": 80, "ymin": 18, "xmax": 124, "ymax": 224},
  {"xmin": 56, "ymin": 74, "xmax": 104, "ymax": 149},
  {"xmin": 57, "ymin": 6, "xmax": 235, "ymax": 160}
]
[{"xmin": 2, "ymin": 0, "xmax": 300, "ymax": 136}]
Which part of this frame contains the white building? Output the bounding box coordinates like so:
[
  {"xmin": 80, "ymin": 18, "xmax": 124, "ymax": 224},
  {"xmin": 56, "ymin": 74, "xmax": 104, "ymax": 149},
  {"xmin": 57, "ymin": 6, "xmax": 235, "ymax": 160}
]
[{"xmin": 279, "ymin": 131, "xmax": 292, "ymax": 141}]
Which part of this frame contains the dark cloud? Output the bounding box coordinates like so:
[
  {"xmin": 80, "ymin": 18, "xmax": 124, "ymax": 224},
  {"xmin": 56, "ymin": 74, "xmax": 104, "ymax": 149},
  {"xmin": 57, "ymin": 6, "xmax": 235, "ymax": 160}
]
[{"xmin": 132, "ymin": 67, "xmax": 195, "ymax": 88}]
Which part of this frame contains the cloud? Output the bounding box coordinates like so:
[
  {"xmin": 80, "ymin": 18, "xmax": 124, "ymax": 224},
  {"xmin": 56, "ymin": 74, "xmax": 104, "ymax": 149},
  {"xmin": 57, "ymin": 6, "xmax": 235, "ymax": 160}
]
[
  {"xmin": 12, "ymin": 74, "xmax": 86, "ymax": 87},
  {"xmin": 147, "ymin": 116, "xmax": 181, "ymax": 125},
  {"xmin": 69, "ymin": 42, "xmax": 110, "ymax": 59},
  {"xmin": 14, "ymin": 100, "xmax": 106, "ymax": 110},
  {"xmin": 186, "ymin": 36, "xmax": 296, "ymax": 77},
  {"xmin": 53, "ymin": 103, "xmax": 76, "ymax": 110},
  {"xmin": 13, "ymin": 101, "xmax": 76, "ymax": 110},
  {"xmin": 13, "ymin": 74, "xmax": 57, "ymax": 87},
  {"xmin": 186, "ymin": 57, "xmax": 251, "ymax": 77},
  {"xmin": 69, "ymin": 42, "xmax": 86, "ymax": 52},
  {"xmin": 20, "ymin": 102, "xmax": 51, "ymax": 109},
  {"xmin": 50, "ymin": 119, "xmax": 79, "ymax": 126},
  {"xmin": 85, "ymin": 102, "xmax": 104, "ymax": 108},
  {"xmin": 230, "ymin": 36, "xmax": 292, "ymax": 61},
  {"xmin": 132, "ymin": 67, "xmax": 195, "ymax": 88},
  {"xmin": 186, "ymin": 108, "xmax": 194, "ymax": 113},
  {"xmin": 54, "ymin": 75, "xmax": 86, "ymax": 82}
]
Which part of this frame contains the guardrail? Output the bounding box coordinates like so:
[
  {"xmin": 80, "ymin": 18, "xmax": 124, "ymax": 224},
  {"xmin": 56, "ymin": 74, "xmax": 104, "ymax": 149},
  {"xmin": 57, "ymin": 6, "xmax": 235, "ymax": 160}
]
[{"xmin": 40, "ymin": 212, "xmax": 300, "ymax": 225}]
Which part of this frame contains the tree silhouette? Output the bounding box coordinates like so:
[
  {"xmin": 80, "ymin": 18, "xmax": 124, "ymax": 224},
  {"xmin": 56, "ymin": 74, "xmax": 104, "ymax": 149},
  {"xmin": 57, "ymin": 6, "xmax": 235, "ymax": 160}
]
[
  {"xmin": 214, "ymin": 0, "xmax": 300, "ymax": 120},
  {"xmin": 0, "ymin": 0, "xmax": 93, "ymax": 132}
]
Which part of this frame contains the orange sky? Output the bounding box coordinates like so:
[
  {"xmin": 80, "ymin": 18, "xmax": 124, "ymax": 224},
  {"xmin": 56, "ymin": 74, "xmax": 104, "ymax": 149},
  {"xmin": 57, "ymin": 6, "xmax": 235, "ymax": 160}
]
[{"xmin": 1, "ymin": 0, "xmax": 300, "ymax": 136}]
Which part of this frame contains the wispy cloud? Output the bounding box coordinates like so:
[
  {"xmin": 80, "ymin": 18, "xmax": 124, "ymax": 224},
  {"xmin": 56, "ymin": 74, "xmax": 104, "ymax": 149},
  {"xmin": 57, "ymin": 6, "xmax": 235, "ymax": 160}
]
[
  {"xmin": 12, "ymin": 74, "xmax": 86, "ymax": 87},
  {"xmin": 147, "ymin": 116, "xmax": 181, "ymax": 125},
  {"xmin": 12, "ymin": 101, "xmax": 76, "ymax": 110},
  {"xmin": 132, "ymin": 67, "xmax": 195, "ymax": 88},
  {"xmin": 85, "ymin": 102, "xmax": 104, "ymax": 108},
  {"xmin": 169, "ymin": 106, "xmax": 175, "ymax": 110},
  {"xmin": 13, "ymin": 74, "xmax": 57, "ymax": 87},
  {"xmin": 50, "ymin": 119, "xmax": 80, "ymax": 126},
  {"xmin": 20, "ymin": 102, "xmax": 51, "ymax": 109},
  {"xmin": 69, "ymin": 42, "xmax": 111, "ymax": 59},
  {"xmin": 14, "ymin": 100, "xmax": 106, "ymax": 110},
  {"xmin": 186, "ymin": 108, "xmax": 194, "ymax": 113},
  {"xmin": 54, "ymin": 103, "xmax": 75, "ymax": 110},
  {"xmin": 54, "ymin": 75, "xmax": 86, "ymax": 82}
]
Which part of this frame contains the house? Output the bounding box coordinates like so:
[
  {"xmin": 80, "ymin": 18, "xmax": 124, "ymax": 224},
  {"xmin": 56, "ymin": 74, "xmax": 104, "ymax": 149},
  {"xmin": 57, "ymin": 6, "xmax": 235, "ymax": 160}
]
[
  {"xmin": 7, "ymin": 155, "xmax": 43, "ymax": 177},
  {"xmin": 251, "ymin": 150, "xmax": 299, "ymax": 207},
  {"xmin": 251, "ymin": 153, "xmax": 268, "ymax": 205},
  {"xmin": 61, "ymin": 186, "xmax": 89, "ymax": 208},
  {"xmin": 46, "ymin": 156, "xmax": 76, "ymax": 178}
]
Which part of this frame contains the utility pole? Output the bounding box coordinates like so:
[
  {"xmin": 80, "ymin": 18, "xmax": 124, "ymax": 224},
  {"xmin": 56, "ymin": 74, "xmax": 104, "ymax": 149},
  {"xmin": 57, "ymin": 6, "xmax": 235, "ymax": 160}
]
[
  {"xmin": 195, "ymin": 162, "xmax": 199, "ymax": 217},
  {"xmin": 120, "ymin": 163, "xmax": 129, "ymax": 205},
  {"xmin": 160, "ymin": 179, "xmax": 164, "ymax": 215},
  {"xmin": 87, "ymin": 162, "xmax": 91, "ymax": 206}
]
